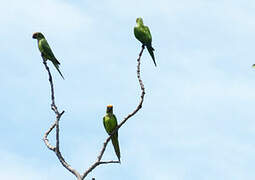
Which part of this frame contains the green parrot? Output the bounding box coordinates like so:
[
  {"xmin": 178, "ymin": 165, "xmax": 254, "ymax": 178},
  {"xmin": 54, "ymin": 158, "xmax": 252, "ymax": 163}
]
[
  {"xmin": 103, "ymin": 105, "xmax": 121, "ymax": 161},
  {"xmin": 134, "ymin": 17, "xmax": 157, "ymax": 67},
  {"xmin": 32, "ymin": 32, "xmax": 64, "ymax": 79}
]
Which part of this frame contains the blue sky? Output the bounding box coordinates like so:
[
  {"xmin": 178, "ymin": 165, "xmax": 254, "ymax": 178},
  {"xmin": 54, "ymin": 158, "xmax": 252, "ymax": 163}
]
[{"xmin": 1, "ymin": 0, "xmax": 255, "ymax": 179}]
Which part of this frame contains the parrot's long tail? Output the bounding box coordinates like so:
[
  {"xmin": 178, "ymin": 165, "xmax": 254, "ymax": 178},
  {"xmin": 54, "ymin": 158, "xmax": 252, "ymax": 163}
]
[
  {"xmin": 146, "ymin": 45, "xmax": 157, "ymax": 67},
  {"xmin": 52, "ymin": 61, "xmax": 65, "ymax": 80},
  {"xmin": 111, "ymin": 133, "xmax": 121, "ymax": 162}
]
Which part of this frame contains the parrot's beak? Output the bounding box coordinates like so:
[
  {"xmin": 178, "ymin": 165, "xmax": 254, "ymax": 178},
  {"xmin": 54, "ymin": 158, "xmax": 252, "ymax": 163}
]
[{"xmin": 32, "ymin": 33, "xmax": 37, "ymax": 39}]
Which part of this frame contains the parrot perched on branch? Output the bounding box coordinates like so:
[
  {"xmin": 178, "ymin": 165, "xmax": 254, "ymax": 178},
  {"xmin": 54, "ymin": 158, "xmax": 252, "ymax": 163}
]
[
  {"xmin": 103, "ymin": 105, "xmax": 121, "ymax": 161},
  {"xmin": 134, "ymin": 17, "xmax": 157, "ymax": 67},
  {"xmin": 32, "ymin": 32, "xmax": 64, "ymax": 79}
]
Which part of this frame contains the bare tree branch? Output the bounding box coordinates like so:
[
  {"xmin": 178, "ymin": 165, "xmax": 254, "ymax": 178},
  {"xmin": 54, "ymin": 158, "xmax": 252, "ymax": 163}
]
[
  {"xmin": 41, "ymin": 58, "xmax": 81, "ymax": 180},
  {"xmin": 42, "ymin": 45, "xmax": 146, "ymax": 180},
  {"xmin": 43, "ymin": 121, "xmax": 56, "ymax": 151},
  {"xmin": 81, "ymin": 45, "xmax": 146, "ymax": 179}
]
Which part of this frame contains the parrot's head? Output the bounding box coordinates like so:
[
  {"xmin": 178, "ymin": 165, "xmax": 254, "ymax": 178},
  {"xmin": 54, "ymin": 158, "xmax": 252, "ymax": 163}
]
[
  {"xmin": 106, "ymin": 105, "xmax": 113, "ymax": 113},
  {"xmin": 32, "ymin": 32, "xmax": 45, "ymax": 40},
  {"xmin": 136, "ymin": 17, "xmax": 144, "ymax": 25}
]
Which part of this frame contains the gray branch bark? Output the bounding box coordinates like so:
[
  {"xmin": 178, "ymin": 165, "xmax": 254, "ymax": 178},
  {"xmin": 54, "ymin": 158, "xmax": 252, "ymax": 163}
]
[{"xmin": 42, "ymin": 45, "xmax": 146, "ymax": 180}]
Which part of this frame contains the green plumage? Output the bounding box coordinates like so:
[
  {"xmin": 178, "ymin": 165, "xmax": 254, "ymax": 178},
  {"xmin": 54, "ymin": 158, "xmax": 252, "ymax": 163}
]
[
  {"xmin": 103, "ymin": 106, "xmax": 121, "ymax": 161},
  {"xmin": 134, "ymin": 17, "xmax": 157, "ymax": 67},
  {"xmin": 32, "ymin": 32, "xmax": 64, "ymax": 79}
]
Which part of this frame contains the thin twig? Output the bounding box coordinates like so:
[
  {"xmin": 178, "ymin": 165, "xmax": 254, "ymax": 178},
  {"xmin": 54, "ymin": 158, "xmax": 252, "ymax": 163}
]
[
  {"xmin": 42, "ymin": 58, "xmax": 57, "ymax": 113},
  {"xmin": 81, "ymin": 45, "xmax": 146, "ymax": 179},
  {"xmin": 42, "ymin": 57, "xmax": 81, "ymax": 180},
  {"xmin": 82, "ymin": 160, "xmax": 119, "ymax": 178},
  {"xmin": 42, "ymin": 45, "xmax": 146, "ymax": 180},
  {"xmin": 43, "ymin": 121, "xmax": 56, "ymax": 151}
]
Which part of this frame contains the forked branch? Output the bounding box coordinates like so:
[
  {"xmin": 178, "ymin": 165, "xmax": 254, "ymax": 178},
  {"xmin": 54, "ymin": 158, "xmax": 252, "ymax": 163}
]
[
  {"xmin": 42, "ymin": 57, "xmax": 81, "ymax": 179},
  {"xmin": 81, "ymin": 45, "xmax": 146, "ymax": 179},
  {"xmin": 42, "ymin": 45, "xmax": 146, "ymax": 180}
]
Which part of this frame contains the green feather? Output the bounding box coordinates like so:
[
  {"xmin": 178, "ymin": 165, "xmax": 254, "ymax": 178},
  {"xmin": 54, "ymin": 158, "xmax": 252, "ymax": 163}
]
[
  {"xmin": 33, "ymin": 32, "xmax": 64, "ymax": 79},
  {"xmin": 111, "ymin": 133, "xmax": 121, "ymax": 161},
  {"xmin": 146, "ymin": 45, "xmax": 156, "ymax": 66},
  {"xmin": 103, "ymin": 113, "xmax": 121, "ymax": 161},
  {"xmin": 134, "ymin": 18, "xmax": 157, "ymax": 67}
]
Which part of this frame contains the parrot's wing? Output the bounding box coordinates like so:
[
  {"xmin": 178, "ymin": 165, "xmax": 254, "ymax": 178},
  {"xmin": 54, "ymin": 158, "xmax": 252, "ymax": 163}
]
[
  {"xmin": 134, "ymin": 27, "xmax": 141, "ymax": 41},
  {"xmin": 41, "ymin": 39, "xmax": 59, "ymax": 63},
  {"xmin": 144, "ymin": 26, "xmax": 152, "ymax": 43},
  {"xmin": 112, "ymin": 115, "xmax": 118, "ymax": 136},
  {"xmin": 144, "ymin": 25, "xmax": 156, "ymax": 66},
  {"xmin": 103, "ymin": 116, "xmax": 107, "ymax": 131},
  {"xmin": 134, "ymin": 26, "xmax": 148, "ymax": 44},
  {"xmin": 113, "ymin": 115, "xmax": 118, "ymax": 126},
  {"xmin": 112, "ymin": 114, "xmax": 120, "ymax": 160}
]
